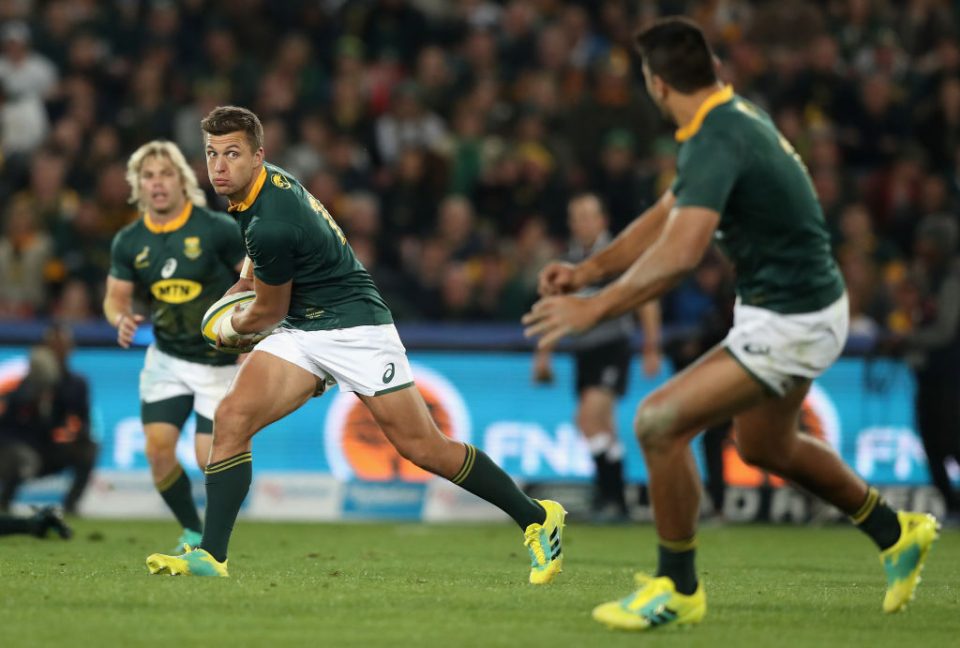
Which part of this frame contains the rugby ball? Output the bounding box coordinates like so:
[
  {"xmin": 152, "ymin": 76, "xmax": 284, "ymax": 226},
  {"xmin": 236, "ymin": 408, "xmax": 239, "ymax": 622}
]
[{"xmin": 200, "ymin": 290, "xmax": 279, "ymax": 354}]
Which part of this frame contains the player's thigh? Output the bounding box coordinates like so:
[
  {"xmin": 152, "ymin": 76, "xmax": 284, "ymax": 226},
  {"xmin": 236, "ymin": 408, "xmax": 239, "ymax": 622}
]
[
  {"xmin": 217, "ymin": 349, "xmax": 318, "ymax": 434},
  {"xmin": 637, "ymin": 344, "xmax": 768, "ymax": 445},
  {"xmin": 142, "ymin": 422, "xmax": 181, "ymax": 456},
  {"xmin": 358, "ymin": 384, "xmax": 440, "ymax": 444},
  {"xmin": 732, "ymin": 380, "xmax": 810, "ymax": 464}
]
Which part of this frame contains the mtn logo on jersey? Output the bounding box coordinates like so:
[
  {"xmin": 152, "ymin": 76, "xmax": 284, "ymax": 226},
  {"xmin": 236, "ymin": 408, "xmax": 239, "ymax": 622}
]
[
  {"xmin": 184, "ymin": 236, "xmax": 202, "ymax": 259},
  {"xmin": 151, "ymin": 279, "xmax": 203, "ymax": 304},
  {"xmin": 271, "ymin": 173, "xmax": 291, "ymax": 189}
]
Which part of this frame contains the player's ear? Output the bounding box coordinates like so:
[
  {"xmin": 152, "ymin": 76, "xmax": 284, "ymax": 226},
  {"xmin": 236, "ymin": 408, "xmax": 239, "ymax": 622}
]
[
  {"xmin": 253, "ymin": 147, "xmax": 265, "ymax": 165},
  {"xmin": 651, "ymin": 74, "xmax": 668, "ymax": 102}
]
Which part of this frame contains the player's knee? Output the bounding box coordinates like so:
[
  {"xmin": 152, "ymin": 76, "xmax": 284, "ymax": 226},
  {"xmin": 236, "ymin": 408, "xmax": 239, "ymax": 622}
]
[
  {"xmin": 213, "ymin": 398, "xmax": 255, "ymax": 442},
  {"xmin": 394, "ymin": 436, "xmax": 439, "ymax": 472},
  {"xmin": 144, "ymin": 436, "xmax": 176, "ymax": 465},
  {"xmin": 735, "ymin": 436, "xmax": 782, "ymax": 471},
  {"xmin": 633, "ymin": 397, "xmax": 680, "ymax": 453}
]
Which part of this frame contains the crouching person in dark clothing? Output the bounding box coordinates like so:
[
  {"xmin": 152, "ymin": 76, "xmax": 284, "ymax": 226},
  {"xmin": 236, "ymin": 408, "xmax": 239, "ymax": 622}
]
[{"xmin": 0, "ymin": 324, "xmax": 97, "ymax": 514}]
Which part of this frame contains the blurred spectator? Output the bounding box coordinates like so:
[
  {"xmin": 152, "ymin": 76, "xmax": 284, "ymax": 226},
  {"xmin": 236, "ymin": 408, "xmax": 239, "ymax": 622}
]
[
  {"xmin": 915, "ymin": 75, "xmax": 960, "ymax": 174},
  {"xmin": 375, "ymin": 82, "xmax": 447, "ymax": 166},
  {"xmin": 566, "ymin": 48, "xmax": 659, "ymax": 173},
  {"xmin": 0, "ymin": 326, "xmax": 96, "ymax": 515},
  {"xmin": 359, "ymin": 0, "xmax": 428, "ymax": 68},
  {"xmin": 436, "ymin": 194, "xmax": 483, "ymax": 261},
  {"xmin": 0, "ymin": 200, "xmax": 54, "ymax": 318},
  {"xmin": 0, "ymin": 21, "xmax": 56, "ymax": 156},
  {"xmin": 593, "ymin": 129, "xmax": 646, "ymax": 233},
  {"xmin": 382, "ymin": 147, "xmax": 443, "ymax": 238},
  {"xmin": 13, "ymin": 147, "xmax": 79, "ymax": 228},
  {"xmin": 0, "ymin": 0, "xmax": 956, "ymax": 330}
]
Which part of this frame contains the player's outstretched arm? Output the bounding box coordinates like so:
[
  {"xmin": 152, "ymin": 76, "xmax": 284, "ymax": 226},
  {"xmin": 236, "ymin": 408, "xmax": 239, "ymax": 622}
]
[
  {"xmin": 593, "ymin": 206, "xmax": 718, "ymax": 319},
  {"xmin": 538, "ymin": 191, "xmax": 674, "ymax": 296},
  {"xmin": 103, "ymin": 276, "xmax": 142, "ymax": 349},
  {"xmin": 524, "ymin": 206, "xmax": 718, "ymax": 349}
]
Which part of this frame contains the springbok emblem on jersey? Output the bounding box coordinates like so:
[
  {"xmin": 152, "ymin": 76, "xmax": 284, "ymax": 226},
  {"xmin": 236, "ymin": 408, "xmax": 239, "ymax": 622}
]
[
  {"xmin": 184, "ymin": 236, "xmax": 202, "ymax": 260},
  {"xmin": 134, "ymin": 246, "xmax": 150, "ymax": 269}
]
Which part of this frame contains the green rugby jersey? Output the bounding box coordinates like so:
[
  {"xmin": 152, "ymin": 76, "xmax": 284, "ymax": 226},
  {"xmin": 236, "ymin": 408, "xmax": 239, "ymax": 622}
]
[
  {"xmin": 227, "ymin": 162, "xmax": 392, "ymax": 331},
  {"xmin": 109, "ymin": 203, "xmax": 244, "ymax": 365},
  {"xmin": 671, "ymin": 86, "xmax": 845, "ymax": 314}
]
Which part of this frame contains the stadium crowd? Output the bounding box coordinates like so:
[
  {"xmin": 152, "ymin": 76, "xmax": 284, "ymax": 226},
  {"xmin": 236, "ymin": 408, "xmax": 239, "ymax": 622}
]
[{"xmin": 0, "ymin": 0, "xmax": 957, "ymax": 340}]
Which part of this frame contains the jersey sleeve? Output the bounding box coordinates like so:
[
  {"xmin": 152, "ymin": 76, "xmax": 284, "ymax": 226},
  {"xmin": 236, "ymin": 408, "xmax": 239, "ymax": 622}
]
[
  {"xmin": 246, "ymin": 219, "xmax": 297, "ymax": 285},
  {"xmin": 672, "ymin": 134, "xmax": 741, "ymax": 213},
  {"xmin": 213, "ymin": 212, "xmax": 245, "ymax": 269},
  {"xmin": 108, "ymin": 231, "xmax": 135, "ymax": 281}
]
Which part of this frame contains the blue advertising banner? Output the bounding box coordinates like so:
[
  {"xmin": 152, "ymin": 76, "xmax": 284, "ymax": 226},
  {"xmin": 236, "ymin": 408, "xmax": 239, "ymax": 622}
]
[{"xmin": 0, "ymin": 347, "xmax": 938, "ymax": 488}]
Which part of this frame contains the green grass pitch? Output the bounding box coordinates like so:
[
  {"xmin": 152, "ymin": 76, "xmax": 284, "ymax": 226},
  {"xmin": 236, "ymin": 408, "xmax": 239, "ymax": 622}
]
[{"xmin": 2, "ymin": 519, "xmax": 958, "ymax": 647}]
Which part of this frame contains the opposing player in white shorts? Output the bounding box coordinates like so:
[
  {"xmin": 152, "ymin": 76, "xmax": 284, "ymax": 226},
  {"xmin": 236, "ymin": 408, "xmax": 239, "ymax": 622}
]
[
  {"xmin": 105, "ymin": 141, "xmax": 244, "ymax": 551},
  {"xmin": 145, "ymin": 106, "xmax": 566, "ymax": 584},
  {"xmin": 524, "ymin": 18, "xmax": 937, "ymax": 630}
]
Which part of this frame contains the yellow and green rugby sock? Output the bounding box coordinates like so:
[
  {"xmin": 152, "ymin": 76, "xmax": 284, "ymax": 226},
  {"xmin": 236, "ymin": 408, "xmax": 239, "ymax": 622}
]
[
  {"xmin": 200, "ymin": 452, "xmax": 252, "ymax": 562},
  {"xmin": 657, "ymin": 536, "xmax": 698, "ymax": 595},
  {"xmin": 851, "ymin": 487, "xmax": 901, "ymax": 550},
  {"xmin": 451, "ymin": 444, "xmax": 546, "ymax": 528},
  {"xmin": 156, "ymin": 464, "xmax": 202, "ymax": 534}
]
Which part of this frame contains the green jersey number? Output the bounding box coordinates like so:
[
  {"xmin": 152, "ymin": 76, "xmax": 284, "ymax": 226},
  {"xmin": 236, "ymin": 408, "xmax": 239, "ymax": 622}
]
[
  {"xmin": 307, "ymin": 194, "xmax": 347, "ymax": 245},
  {"xmin": 735, "ymin": 99, "xmax": 815, "ymax": 192}
]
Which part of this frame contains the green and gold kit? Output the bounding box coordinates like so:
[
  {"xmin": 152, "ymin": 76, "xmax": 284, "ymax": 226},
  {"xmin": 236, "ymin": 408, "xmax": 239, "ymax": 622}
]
[
  {"xmin": 109, "ymin": 203, "xmax": 244, "ymax": 365},
  {"xmin": 227, "ymin": 162, "xmax": 393, "ymax": 331},
  {"xmin": 671, "ymin": 86, "xmax": 845, "ymax": 314}
]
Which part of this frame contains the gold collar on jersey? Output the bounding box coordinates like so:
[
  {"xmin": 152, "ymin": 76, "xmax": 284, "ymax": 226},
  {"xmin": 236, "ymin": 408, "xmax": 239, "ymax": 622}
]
[
  {"xmin": 228, "ymin": 166, "xmax": 268, "ymax": 212},
  {"xmin": 144, "ymin": 202, "xmax": 193, "ymax": 233},
  {"xmin": 675, "ymin": 85, "xmax": 735, "ymax": 143}
]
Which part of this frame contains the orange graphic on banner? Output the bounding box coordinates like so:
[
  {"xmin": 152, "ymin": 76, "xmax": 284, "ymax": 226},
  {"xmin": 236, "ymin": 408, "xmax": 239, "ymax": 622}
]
[
  {"xmin": 722, "ymin": 400, "xmax": 826, "ymax": 488},
  {"xmin": 341, "ymin": 384, "xmax": 454, "ymax": 482}
]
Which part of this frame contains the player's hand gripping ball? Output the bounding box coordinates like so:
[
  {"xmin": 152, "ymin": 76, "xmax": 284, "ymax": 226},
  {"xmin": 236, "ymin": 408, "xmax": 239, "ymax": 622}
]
[{"xmin": 200, "ymin": 291, "xmax": 279, "ymax": 354}]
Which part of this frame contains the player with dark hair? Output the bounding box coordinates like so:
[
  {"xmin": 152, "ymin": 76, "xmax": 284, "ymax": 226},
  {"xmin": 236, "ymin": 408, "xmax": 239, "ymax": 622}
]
[
  {"xmin": 524, "ymin": 17, "xmax": 937, "ymax": 630},
  {"xmin": 144, "ymin": 106, "xmax": 566, "ymax": 581},
  {"xmin": 105, "ymin": 140, "xmax": 245, "ymax": 552}
]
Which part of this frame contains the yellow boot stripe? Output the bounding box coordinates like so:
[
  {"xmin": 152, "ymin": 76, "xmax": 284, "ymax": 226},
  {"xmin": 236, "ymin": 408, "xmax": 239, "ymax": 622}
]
[
  {"xmin": 204, "ymin": 452, "xmax": 252, "ymax": 475},
  {"xmin": 156, "ymin": 464, "xmax": 184, "ymax": 492},
  {"xmin": 451, "ymin": 444, "xmax": 477, "ymax": 484},
  {"xmin": 851, "ymin": 487, "xmax": 880, "ymax": 525},
  {"xmin": 659, "ymin": 536, "xmax": 698, "ymax": 552}
]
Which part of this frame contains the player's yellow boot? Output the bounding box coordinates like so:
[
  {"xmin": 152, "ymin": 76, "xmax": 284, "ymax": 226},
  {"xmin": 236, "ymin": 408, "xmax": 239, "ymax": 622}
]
[
  {"xmin": 592, "ymin": 573, "xmax": 706, "ymax": 631},
  {"xmin": 880, "ymin": 511, "xmax": 939, "ymax": 613},
  {"xmin": 524, "ymin": 499, "xmax": 566, "ymax": 584},
  {"xmin": 146, "ymin": 546, "xmax": 228, "ymax": 577}
]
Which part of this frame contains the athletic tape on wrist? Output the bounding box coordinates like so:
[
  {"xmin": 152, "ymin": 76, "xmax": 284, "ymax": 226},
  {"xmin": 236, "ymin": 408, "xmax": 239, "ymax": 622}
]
[{"xmin": 217, "ymin": 311, "xmax": 241, "ymax": 343}]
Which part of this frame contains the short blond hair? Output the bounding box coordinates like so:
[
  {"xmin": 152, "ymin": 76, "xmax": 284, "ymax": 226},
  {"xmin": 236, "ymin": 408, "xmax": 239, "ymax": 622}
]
[{"xmin": 125, "ymin": 140, "xmax": 207, "ymax": 211}]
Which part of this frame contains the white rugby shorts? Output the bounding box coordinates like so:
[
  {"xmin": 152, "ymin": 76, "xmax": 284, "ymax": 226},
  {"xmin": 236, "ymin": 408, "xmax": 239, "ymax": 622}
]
[
  {"xmin": 140, "ymin": 345, "xmax": 239, "ymax": 419},
  {"xmin": 254, "ymin": 324, "xmax": 414, "ymax": 397},
  {"xmin": 723, "ymin": 292, "xmax": 849, "ymax": 397}
]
